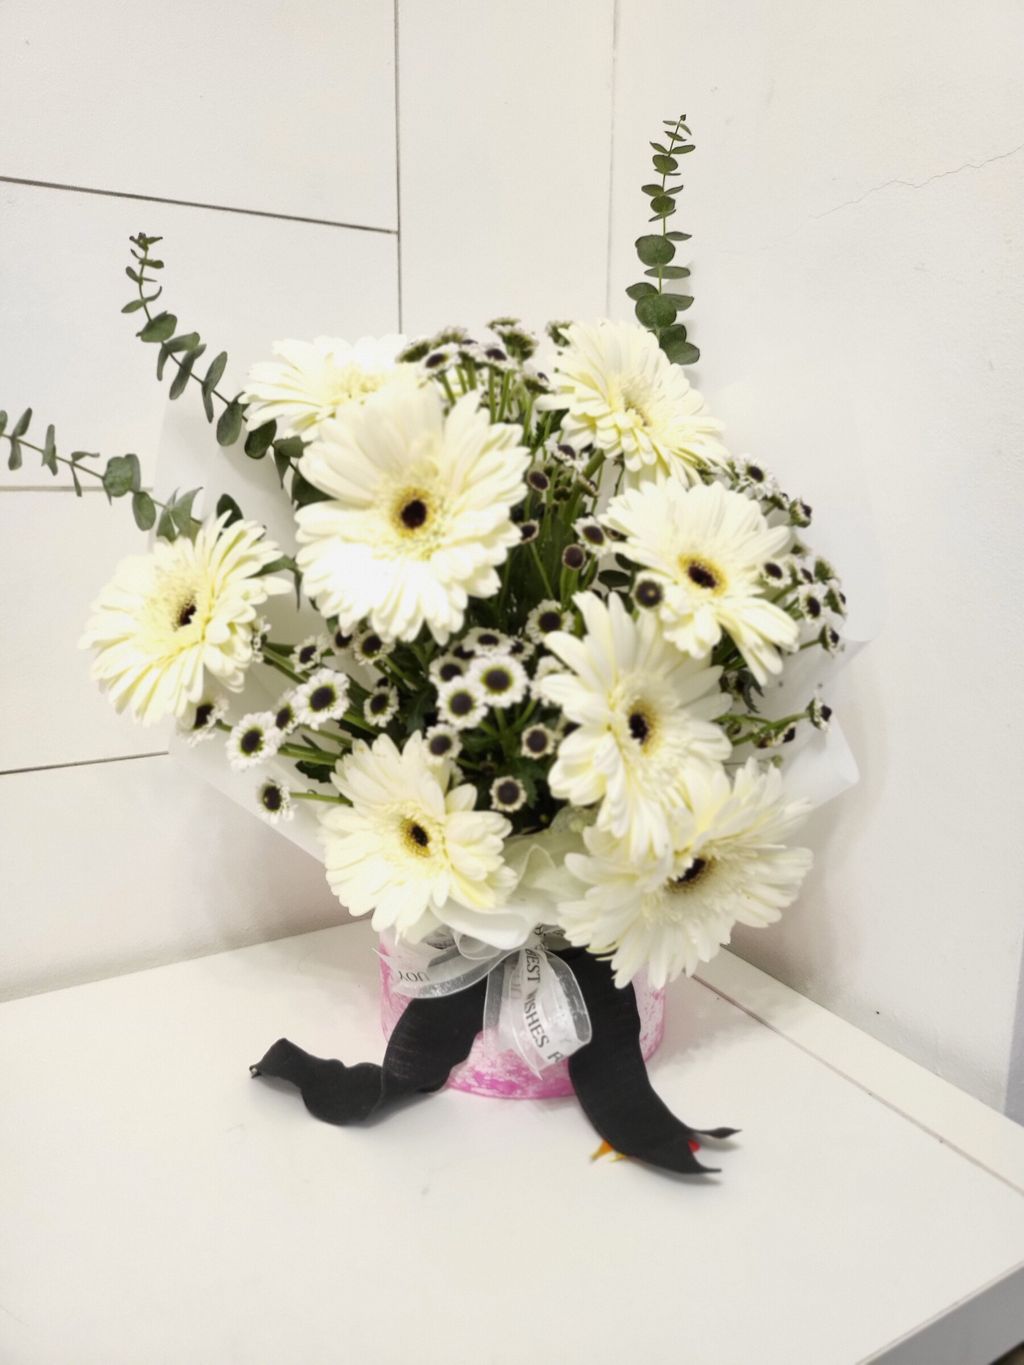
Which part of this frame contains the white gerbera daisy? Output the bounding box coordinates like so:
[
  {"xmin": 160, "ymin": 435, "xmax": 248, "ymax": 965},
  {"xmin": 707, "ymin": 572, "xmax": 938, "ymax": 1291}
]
[
  {"xmin": 424, "ymin": 723, "xmax": 462, "ymax": 765},
  {"xmin": 241, "ymin": 334, "xmax": 414, "ymax": 441},
  {"xmin": 603, "ymin": 479, "xmax": 799, "ymax": 685},
  {"xmin": 536, "ymin": 592, "xmax": 730, "ymax": 860},
  {"xmin": 80, "ymin": 516, "xmax": 288, "ymax": 725},
  {"xmin": 468, "ymin": 654, "xmax": 528, "ymax": 708},
  {"xmin": 560, "ymin": 759, "xmax": 813, "ymax": 987},
  {"xmin": 256, "ymin": 778, "xmax": 294, "ymax": 826},
  {"xmin": 364, "ymin": 684, "xmax": 398, "ymax": 727},
  {"xmin": 435, "ymin": 676, "xmax": 486, "ymax": 730},
  {"xmin": 537, "ymin": 320, "xmax": 727, "ymax": 484},
  {"xmin": 295, "ymin": 385, "xmax": 530, "ymax": 644},
  {"xmin": 294, "ymin": 667, "xmax": 350, "ymax": 729},
  {"xmin": 322, "ymin": 733, "xmax": 520, "ymax": 944},
  {"xmin": 227, "ymin": 712, "xmax": 281, "ymax": 771}
]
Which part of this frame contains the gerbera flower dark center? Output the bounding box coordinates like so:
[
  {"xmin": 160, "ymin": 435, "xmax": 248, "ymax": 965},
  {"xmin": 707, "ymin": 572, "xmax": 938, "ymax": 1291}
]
[
  {"xmin": 298, "ymin": 645, "xmax": 317, "ymax": 664},
  {"xmin": 684, "ymin": 559, "xmax": 721, "ymax": 591},
  {"xmin": 429, "ymin": 735, "xmax": 453, "ymax": 756},
  {"xmin": 450, "ymin": 691, "xmax": 474, "ymax": 716},
  {"xmin": 176, "ymin": 600, "xmax": 197, "ymax": 628},
  {"xmin": 524, "ymin": 729, "xmax": 548, "ymax": 754},
  {"xmin": 483, "ymin": 667, "xmax": 512, "ymax": 693},
  {"xmin": 635, "ymin": 579, "xmax": 663, "ymax": 609},
  {"xmin": 369, "ymin": 693, "xmax": 390, "ymax": 714},
  {"xmin": 628, "ymin": 709, "xmax": 652, "ymax": 745},
  {"xmin": 673, "ymin": 857, "xmax": 710, "ymax": 890},
  {"xmin": 477, "ymin": 632, "xmax": 500, "ymax": 648},
  {"xmin": 496, "ymin": 780, "xmax": 521, "ymax": 805},
  {"xmin": 193, "ymin": 702, "xmax": 214, "ymax": 730},
  {"xmin": 400, "ymin": 498, "xmax": 428, "ymax": 530},
  {"xmin": 310, "ymin": 685, "xmax": 335, "ymax": 712},
  {"xmin": 538, "ymin": 610, "xmax": 562, "ymax": 633},
  {"xmin": 241, "ymin": 728, "xmax": 264, "ymax": 755},
  {"xmin": 261, "ymin": 785, "xmax": 283, "ymax": 812},
  {"xmin": 438, "ymin": 661, "xmax": 462, "ymax": 682},
  {"xmin": 402, "ymin": 819, "xmax": 432, "ymax": 854}
]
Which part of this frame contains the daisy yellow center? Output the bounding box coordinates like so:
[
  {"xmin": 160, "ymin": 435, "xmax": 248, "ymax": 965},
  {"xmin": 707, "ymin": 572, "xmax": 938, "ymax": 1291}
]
[
  {"xmin": 139, "ymin": 566, "xmax": 210, "ymax": 655},
  {"xmin": 399, "ymin": 811, "xmax": 440, "ymax": 860},
  {"xmin": 387, "ymin": 481, "xmax": 446, "ymax": 556},
  {"xmin": 679, "ymin": 556, "xmax": 727, "ymax": 595},
  {"xmin": 625, "ymin": 700, "xmax": 658, "ymax": 750}
]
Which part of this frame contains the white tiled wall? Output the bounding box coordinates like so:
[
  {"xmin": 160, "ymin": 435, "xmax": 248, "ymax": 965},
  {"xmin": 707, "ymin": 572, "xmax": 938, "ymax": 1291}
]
[{"xmin": 3, "ymin": 0, "xmax": 1022, "ymax": 1120}]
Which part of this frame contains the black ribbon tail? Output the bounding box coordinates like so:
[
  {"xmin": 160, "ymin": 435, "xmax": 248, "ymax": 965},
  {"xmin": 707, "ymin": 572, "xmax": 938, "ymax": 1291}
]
[
  {"xmin": 567, "ymin": 951, "xmax": 738, "ymax": 1176},
  {"xmin": 250, "ymin": 977, "xmax": 487, "ymax": 1125}
]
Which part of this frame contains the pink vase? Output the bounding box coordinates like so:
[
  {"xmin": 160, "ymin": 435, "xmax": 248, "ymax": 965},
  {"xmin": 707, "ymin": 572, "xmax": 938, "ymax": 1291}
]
[{"xmin": 378, "ymin": 946, "xmax": 666, "ymax": 1099}]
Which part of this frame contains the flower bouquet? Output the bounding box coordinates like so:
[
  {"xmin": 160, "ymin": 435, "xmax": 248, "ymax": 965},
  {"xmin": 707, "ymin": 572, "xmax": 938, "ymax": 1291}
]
[{"xmin": 2, "ymin": 116, "xmax": 852, "ymax": 1176}]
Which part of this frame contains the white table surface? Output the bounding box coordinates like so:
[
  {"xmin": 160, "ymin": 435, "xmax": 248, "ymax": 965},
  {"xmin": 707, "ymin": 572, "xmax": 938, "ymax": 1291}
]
[{"xmin": 2, "ymin": 922, "xmax": 1023, "ymax": 1365}]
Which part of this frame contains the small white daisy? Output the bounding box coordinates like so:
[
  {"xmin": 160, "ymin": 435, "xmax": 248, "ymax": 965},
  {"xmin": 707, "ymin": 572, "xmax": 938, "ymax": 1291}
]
[
  {"xmin": 290, "ymin": 634, "xmax": 331, "ymax": 671},
  {"xmin": 227, "ymin": 712, "xmax": 280, "ymax": 770},
  {"xmin": 808, "ymin": 695, "xmax": 833, "ymax": 731},
  {"xmin": 526, "ymin": 599, "xmax": 570, "ymax": 644},
  {"xmin": 436, "ymin": 676, "xmax": 487, "ymax": 729},
  {"xmin": 428, "ymin": 652, "xmax": 467, "ymax": 687},
  {"xmin": 364, "ymin": 684, "xmax": 399, "ymax": 727},
  {"xmin": 463, "ymin": 626, "xmax": 512, "ymax": 655},
  {"xmin": 256, "ymin": 778, "xmax": 294, "ymax": 825},
  {"xmin": 574, "ymin": 516, "xmax": 608, "ymax": 552},
  {"xmin": 530, "ymin": 655, "xmax": 563, "ymax": 689},
  {"xmin": 352, "ymin": 627, "xmax": 390, "ymax": 667},
  {"xmin": 271, "ymin": 692, "xmax": 300, "ymax": 735},
  {"xmin": 520, "ymin": 723, "xmax": 556, "ymax": 759},
  {"xmin": 178, "ymin": 696, "xmax": 227, "ymax": 746},
  {"xmin": 508, "ymin": 635, "xmax": 535, "ymax": 661},
  {"xmin": 424, "ymin": 723, "xmax": 462, "ymax": 765},
  {"xmin": 251, "ymin": 617, "xmax": 271, "ymax": 664},
  {"xmin": 469, "ymin": 655, "xmax": 529, "ymax": 708},
  {"xmin": 490, "ymin": 776, "xmax": 527, "ymax": 813},
  {"xmin": 294, "ymin": 667, "xmax": 350, "ymax": 729}
]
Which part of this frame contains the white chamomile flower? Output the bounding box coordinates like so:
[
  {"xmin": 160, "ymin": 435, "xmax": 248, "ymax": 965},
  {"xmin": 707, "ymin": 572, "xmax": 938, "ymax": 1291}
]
[
  {"xmin": 537, "ymin": 320, "xmax": 727, "ymax": 485},
  {"xmin": 559, "ymin": 760, "xmax": 812, "ymax": 988},
  {"xmin": 797, "ymin": 584, "xmax": 825, "ymax": 623},
  {"xmin": 295, "ymin": 384, "xmax": 530, "ymax": 644},
  {"xmin": 731, "ymin": 456, "xmax": 779, "ymax": 499},
  {"xmin": 256, "ymin": 778, "xmax": 294, "ymax": 826},
  {"xmin": 603, "ymin": 479, "xmax": 799, "ymax": 685},
  {"xmin": 468, "ymin": 654, "xmax": 528, "ymax": 708},
  {"xmin": 352, "ymin": 626, "xmax": 390, "ymax": 666},
  {"xmin": 251, "ymin": 617, "xmax": 271, "ymax": 664},
  {"xmin": 227, "ymin": 712, "xmax": 281, "ymax": 771},
  {"xmin": 321, "ymin": 733, "xmax": 521, "ymax": 944},
  {"xmin": 520, "ymin": 723, "xmax": 556, "ymax": 759},
  {"xmin": 574, "ymin": 516, "xmax": 608, "ymax": 552},
  {"xmin": 435, "ymin": 676, "xmax": 486, "ymax": 730},
  {"xmin": 241, "ymin": 334, "xmax": 415, "ymax": 441},
  {"xmin": 294, "ymin": 667, "xmax": 350, "ymax": 729},
  {"xmin": 424, "ymin": 723, "xmax": 462, "ymax": 765},
  {"xmin": 490, "ymin": 776, "xmax": 527, "ymax": 813},
  {"xmin": 508, "ymin": 635, "xmax": 535, "ymax": 661},
  {"xmin": 526, "ymin": 599, "xmax": 570, "ymax": 644},
  {"xmin": 428, "ymin": 652, "xmax": 467, "ymax": 687},
  {"xmin": 808, "ymin": 695, "xmax": 833, "ymax": 731},
  {"xmin": 530, "ymin": 654, "xmax": 563, "ymax": 689},
  {"xmin": 80, "ymin": 515, "xmax": 289, "ymax": 725},
  {"xmin": 463, "ymin": 626, "xmax": 512, "ymax": 655},
  {"xmin": 290, "ymin": 633, "xmax": 331, "ymax": 671},
  {"xmin": 364, "ymin": 684, "xmax": 398, "ymax": 727},
  {"xmin": 536, "ymin": 592, "xmax": 730, "ymax": 860},
  {"xmin": 178, "ymin": 696, "xmax": 227, "ymax": 746}
]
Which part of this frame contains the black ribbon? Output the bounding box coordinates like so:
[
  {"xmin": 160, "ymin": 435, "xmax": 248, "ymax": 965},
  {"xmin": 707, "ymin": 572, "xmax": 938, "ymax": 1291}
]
[{"xmin": 251, "ymin": 951, "xmax": 736, "ymax": 1176}]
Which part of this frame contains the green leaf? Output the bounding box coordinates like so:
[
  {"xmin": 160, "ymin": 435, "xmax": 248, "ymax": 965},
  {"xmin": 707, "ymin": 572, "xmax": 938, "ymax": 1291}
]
[
  {"xmin": 156, "ymin": 343, "xmax": 173, "ymax": 382},
  {"xmin": 273, "ymin": 448, "xmax": 291, "ymax": 487},
  {"xmin": 598, "ymin": 570, "xmax": 631, "ymax": 590},
  {"xmin": 635, "ymin": 294, "xmax": 677, "ymax": 328},
  {"xmin": 156, "ymin": 505, "xmax": 178, "ymax": 541},
  {"xmin": 71, "ymin": 450, "xmax": 98, "ymax": 462},
  {"xmin": 291, "ymin": 468, "xmax": 330, "ymax": 508},
  {"xmin": 170, "ymin": 487, "xmax": 201, "ymax": 536},
  {"xmin": 674, "ymin": 143, "xmax": 695, "ymax": 154},
  {"xmin": 244, "ymin": 420, "xmax": 276, "ymax": 460},
  {"xmin": 13, "ymin": 408, "xmax": 32, "ymax": 437},
  {"xmin": 660, "ymin": 325, "xmax": 700, "ymax": 365},
  {"xmin": 641, "ymin": 183, "xmax": 664, "ymax": 196},
  {"xmin": 164, "ymin": 332, "xmax": 201, "ymax": 355},
  {"xmin": 216, "ymin": 492, "xmax": 243, "ymax": 526},
  {"xmin": 644, "ymin": 265, "xmax": 690, "ymax": 278},
  {"xmin": 71, "ymin": 464, "xmax": 83, "ymax": 498},
  {"xmin": 202, "ymin": 351, "xmax": 228, "ymax": 400},
  {"xmin": 215, "ymin": 399, "xmax": 244, "ymax": 447},
  {"xmin": 168, "ymin": 344, "xmax": 206, "ymax": 400},
  {"xmin": 651, "ymin": 155, "xmax": 678, "ymax": 174},
  {"xmin": 138, "ymin": 312, "xmax": 177, "ymax": 343},
  {"xmin": 666, "ymin": 230, "xmax": 692, "ymax": 241},
  {"xmin": 0, "ymin": 412, "xmax": 6, "ymax": 437},
  {"xmin": 625, "ymin": 282, "xmax": 658, "ymax": 301},
  {"xmin": 42, "ymin": 423, "xmax": 57, "ymax": 475},
  {"xmin": 131, "ymin": 490, "xmax": 156, "ymax": 531},
  {"xmin": 295, "ymin": 759, "xmax": 334, "ymax": 785},
  {"xmin": 274, "ymin": 436, "xmax": 305, "ymax": 463},
  {"xmin": 7, "ymin": 439, "xmax": 22, "ymax": 471},
  {"xmin": 102, "ymin": 453, "xmax": 142, "ymax": 499},
  {"xmin": 648, "ymin": 195, "xmax": 676, "ymax": 217},
  {"xmin": 649, "ymin": 142, "xmax": 670, "ymax": 154},
  {"xmin": 664, "ymin": 293, "xmax": 694, "ymax": 312},
  {"xmin": 121, "ymin": 299, "xmax": 146, "ymax": 314},
  {"xmin": 125, "ymin": 266, "xmax": 145, "ymax": 284},
  {"xmin": 635, "ymin": 234, "xmax": 675, "ymax": 267}
]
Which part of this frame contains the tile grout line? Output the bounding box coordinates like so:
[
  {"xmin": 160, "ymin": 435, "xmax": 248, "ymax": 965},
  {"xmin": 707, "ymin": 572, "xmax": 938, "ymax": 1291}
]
[
  {"xmin": 0, "ymin": 751, "xmax": 168, "ymax": 779},
  {"xmin": 0, "ymin": 174, "xmax": 398, "ymax": 236},
  {"xmin": 603, "ymin": 0, "xmax": 621, "ymax": 315},
  {"xmin": 393, "ymin": 0, "xmax": 404, "ymax": 331}
]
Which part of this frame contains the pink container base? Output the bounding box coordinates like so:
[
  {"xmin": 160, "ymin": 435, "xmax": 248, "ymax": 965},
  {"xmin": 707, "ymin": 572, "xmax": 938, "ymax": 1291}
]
[{"xmin": 378, "ymin": 950, "xmax": 666, "ymax": 1100}]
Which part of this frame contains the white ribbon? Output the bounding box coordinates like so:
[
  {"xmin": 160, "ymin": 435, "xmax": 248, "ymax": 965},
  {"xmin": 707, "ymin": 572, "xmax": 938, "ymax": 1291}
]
[{"xmin": 382, "ymin": 928, "xmax": 592, "ymax": 1077}]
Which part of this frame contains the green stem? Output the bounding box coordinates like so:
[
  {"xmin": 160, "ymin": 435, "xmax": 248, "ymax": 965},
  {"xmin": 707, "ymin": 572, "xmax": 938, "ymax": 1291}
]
[
  {"xmin": 290, "ymin": 790, "xmax": 346, "ymax": 804},
  {"xmin": 529, "ymin": 540, "xmax": 554, "ymax": 598}
]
